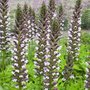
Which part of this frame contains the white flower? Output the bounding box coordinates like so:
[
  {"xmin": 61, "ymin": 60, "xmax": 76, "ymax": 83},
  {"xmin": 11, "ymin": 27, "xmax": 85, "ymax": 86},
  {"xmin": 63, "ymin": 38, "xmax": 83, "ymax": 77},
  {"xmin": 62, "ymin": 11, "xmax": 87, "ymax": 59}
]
[
  {"xmin": 45, "ymin": 55, "xmax": 51, "ymax": 59},
  {"xmin": 25, "ymin": 60, "xmax": 28, "ymax": 64},
  {"xmin": 53, "ymin": 78, "xmax": 58, "ymax": 82},
  {"xmin": 86, "ymin": 62, "xmax": 89, "ymax": 66},
  {"xmin": 22, "ymin": 65, "xmax": 26, "ymax": 69},
  {"xmin": 85, "ymin": 88, "xmax": 88, "ymax": 90},
  {"xmin": 53, "ymin": 13, "xmax": 57, "ymax": 18},
  {"xmin": 34, "ymin": 61, "xmax": 38, "ymax": 65},
  {"xmin": 45, "ymin": 88, "xmax": 48, "ymax": 90},
  {"xmin": 56, "ymin": 53, "xmax": 61, "ymax": 58},
  {"xmin": 71, "ymin": 20, "xmax": 73, "ymax": 23},
  {"xmin": 28, "ymin": 20, "xmax": 30, "ymax": 24},
  {"xmin": 56, "ymin": 73, "xmax": 59, "ymax": 75},
  {"xmin": 47, "ymin": 29, "xmax": 51, "ymax": 32},
  {"xmin": 0, "ymin": 20, "xmax": 2, "ymax": 23},
  {"xmin": 54, "ymin": 51, "xmax": 58, "ymax": 54},
  {"xmin": 56, "ymin": 66, "xmax": 60, "ymax": 70},
  {"xmin": 12, "ymin": 79, "xmax": 17, "ymax": 82},
  {"xmin": 85, "ymin": 75, "xmax": 88, "ymax": 78},
  {"xmin": 45, "ymin": 76, "xmax": 49, "ymax": 79},
  {"xmin": 78, "ymin": 33, "xmax": 81, "ymax": 37},
  {"xmin": 57, "ymin": 46, "xmax": 62, "ymax": 50},
  {"xmin": 86, "ymin": 68, "xmax": 89, "ymax": 72},
  {"xmin": 25, "ymin": 70, "xmax": 28, "ymax": 73},
  {"xmin": 45, "ymin": 48, "xmax": 49, "ymax": 52},
  {"xmin": 35, "ymin": 53, "xmax": 38, "ymax": 58},
  {"xmin": 52, "ymin": 73, "xmax": 55, "ymax": 76},
  {"xmin": 52, "ymin": 66, "xmax": 56, "ymax": 69},
  {"xmin": 15, "ymin": 70, "xmax": 19, "ymax": 73},
  {"xmin": 70, "ymin": 75, "xmax": 74, "ymax": 79},
  {"xmin": 84, "ymin": 80, "xmax": 88, "ymax": 83},
  {"xmin": 15, "ymin": 85, "xmax": 19, "ymax": 88},
  {"xmin": 12, "ymin": 71, "xmax": 15, "ymax": 75},
  {"xmin": 44, "ymin": 67, "xmax": 49, "ymax": 72},
  {"xmin": 53, "ymin": 59, "xmax": 57, "ymax": 62},
  {"xmin": 45, "ymin": 83, "xmax": 49, "ymax": 86},
  {"xmin": 62, "ymin": 78, "xmax": 66, "ymax": 81},
  {"xmin": 19, "ymin": 75, "xmax": 23, "ymax": 78},
  {"xmin": 46, "ymin": 41, "xmax": 50, "ymax": 45},
  {"xmin": 44, "ymin": 61, "xmax": 50, "ymax": 66},
  {"xmin": 14, "ymin": 63, "xmax": 18, "ymax": 67},
  {"xmin": 21, "ymin": 81, "xmax": 26, "ymax": 84},
  {"xmin": 78, "ymin": 27, "xmax": 81, "ymax": 31}
]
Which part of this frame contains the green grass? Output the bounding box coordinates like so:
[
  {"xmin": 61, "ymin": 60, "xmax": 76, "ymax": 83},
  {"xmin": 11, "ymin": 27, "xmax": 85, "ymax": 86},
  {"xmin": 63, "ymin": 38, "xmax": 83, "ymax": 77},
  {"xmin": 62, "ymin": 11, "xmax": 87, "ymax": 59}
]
[{"xmin": 0, "ymin": 32, "xmax": 90, "ymax": 90}]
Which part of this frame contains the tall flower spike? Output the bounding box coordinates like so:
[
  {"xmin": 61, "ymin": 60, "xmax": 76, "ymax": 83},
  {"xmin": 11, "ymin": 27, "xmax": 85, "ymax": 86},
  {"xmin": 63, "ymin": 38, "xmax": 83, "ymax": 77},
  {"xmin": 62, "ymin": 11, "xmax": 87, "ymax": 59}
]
[
  {"xmin": 85, "ymin": 61, "xmax": 90, "ymax": 90},
  {"xmin": 0, "ymin": 0, "xmax": 10, "ymax": 71},
  {"xmin": 58, "ymin": 5, "xmax": 64, "ymax": 31},
  {"xmin": 12, "ymin": 5, "xmax": 28, "ymax": 89},
  {"xmin": 63, "ymin": 0, "xmax": 82, "ymax": 81},
  {"xmin": 27, "ymin": 6, "xmax": 37, "ymax": 40},
  {"xmin": 48, "ymin": 0, "xmax": 56, "ymax": 20},
  {"xmin": 34, "ymin": 2, "xmax": 47, "ymax": 77},
  {"xmin": 43, "ymin": 19, "xmax": 62, "ymax": 90}
]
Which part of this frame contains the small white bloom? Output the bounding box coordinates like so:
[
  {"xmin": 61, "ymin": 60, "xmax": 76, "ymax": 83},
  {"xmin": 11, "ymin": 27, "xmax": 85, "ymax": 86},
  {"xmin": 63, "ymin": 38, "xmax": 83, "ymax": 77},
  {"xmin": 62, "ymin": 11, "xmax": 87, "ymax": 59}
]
[
  {"xmin": 84, "ymin": 80, "xmax": 88, "ymax": 83},
  {"xmin": 19, "ymin": 75, "xmax": 23, "ymax": 78},
  {"xmin": 45, "ymin": 88, "xmax": 48, "ymax": 90},
  {"xmin": 85, "ymin": 75, "xmax": 88, "ymax": 78},
  {"xmin": 22, "ymin": 65, "xmax": 26, "ymax": 69},
  {"xmin": 14, "ymin": 56, "xmax": 18, "ymax": 59},
  {"xmin": 45, "ymin": 48, "xmax": 49, "ymax": 52},
  {"xmin": 35, "ymin": 47, "xmax": 39, "ymax": 50},
  {"xmin": 62, "ymin": 78, "xmax": 66, "ymax": 81},
  {"xmin": 44, "ymin": 67, "xmax": 49, "ymax": 72},
  {"xmin": 85, "ymin": 88, "xmax": 88, "ymax": 90},
  {"xmin": 70, "ymin": 75, "xmax": 74, "ymax": 79},
  {"xmin": 15, "ymin": 70, "xmax": 19, "ymax": 73},
  {"xmin": 86, "ymin": 62, "xmax": 89, "ymax": 66},
  {"xmin": 12, "ymin": 79, "xmax": 17, "ymax": 82},
  {"xmin": 12, "ymin": 71, "xmax": 15, "ymax": 75},
  {"xmin": 56, "ymin": 53, "xmax": 61, "ymax": 58},
  {"xmin": 53, "ymin": 78, "xmax": 58, "ymax": 82},
  {"xmin": 44, "ymin": 61, "xmax": 50, "ymax": 66},
  {"xmin": 53, "ymin": 59, "xmax": 56, "ymax": 61},
  {"xmin": 14, "ymin": 63, "xmax": 18, "ymax": 67},
  {"xmin": 52, "ymin": 66, "xmax": 56, "ymax": 69},
  {"xmin": 21, "ymin": 81, "xmax": 26, "ymax": 84},
  {"xmin": 25, "ymin": 70, "xmax": 28, "ymax": 73},
  {"xmin": 78, "ymin": 27, "xmax": 81, "ymax": 31},
  {"xmin": 54, "ymin": 51, "xmax": 58, "ymax": 54},
  {"xmin": 35, "ymin": 53, "xmax": 38, "ymax": 58},
  {"xmin": 78, "ymin": 33, "xmax": 81, "ymax": 37},
  {"xmin": 57, "ymin": 46, "xmax": 62, "ymax": 50},
  {"xmin": 86, "ymin": 68, "xmax": 89, "ymax": 72},
  {"xmin": 45, "ymin": 83, "xmax": 49, "ymax": 86},
  {"xmin": 57, "ymin": 66, "xmax": 60, "ymax": 70},
  {"xmin": 52, "ymin": 73, "xmax": 55, "ymax": 76}
]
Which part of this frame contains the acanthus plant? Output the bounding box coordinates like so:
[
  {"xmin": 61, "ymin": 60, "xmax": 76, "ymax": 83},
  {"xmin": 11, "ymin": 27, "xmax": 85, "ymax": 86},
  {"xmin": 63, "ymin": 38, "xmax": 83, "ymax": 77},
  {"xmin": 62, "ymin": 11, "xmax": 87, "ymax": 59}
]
[
  {"xmin": 85, "ymin": 61, "xmax": 90, "ymax": 90},
  {"xmin": 58, "ymin": 5, "xmax": 64, "ymax": 31},
  {"xmin": 48, "ymin": 0, "xmax": 56, "ymax": 20},
  {"xmin": 11, "ymin": 5, "xmax": 28, "ymax": 89},
  {"xmin": 43, "ymin": 18, "xmax": 62, "ymax": 90},
  {"xmin": 0, "ymin": 0, "xmax": 11, "ymax": 85},
  {"xmin": 34, "ymin": 2, "xmax": 47, "ymax": 78},
  {"xmin": 62, "ymin": 0, "xmax": 82, "ymax": 81},
  {"xmin": 27, "ymin": 6, "xmax": 37, "ymax": 41}
]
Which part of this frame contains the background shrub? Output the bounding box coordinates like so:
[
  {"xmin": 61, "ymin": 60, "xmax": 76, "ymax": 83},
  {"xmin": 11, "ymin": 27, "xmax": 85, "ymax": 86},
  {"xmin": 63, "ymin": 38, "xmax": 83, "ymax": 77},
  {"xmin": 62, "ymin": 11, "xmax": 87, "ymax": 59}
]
[{"xmin": 81, "ymin": 9, "xmax": 90, "ymax": 30}]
